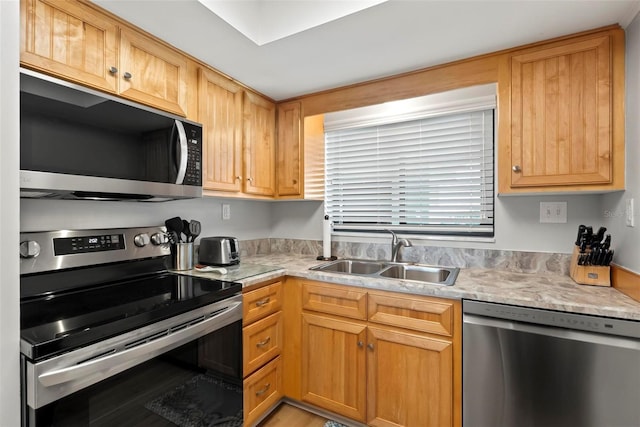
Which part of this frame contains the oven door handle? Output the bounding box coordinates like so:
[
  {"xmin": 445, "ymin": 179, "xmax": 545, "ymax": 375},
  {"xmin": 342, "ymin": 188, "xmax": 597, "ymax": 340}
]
[{"xmin": 37, "ymin": 300, "xmax": 241, "ymax": 388}]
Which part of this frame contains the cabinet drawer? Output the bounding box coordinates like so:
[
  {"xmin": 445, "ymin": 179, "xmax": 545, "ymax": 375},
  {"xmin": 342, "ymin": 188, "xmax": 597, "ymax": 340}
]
[
  {"xmin": 302, "ymin": 281, "xmax": 367, "ymax": 320},
  {"xmin": 243, "ymin": 311, "xmax": 283, "ymax": 377},
  {"xmin": 368, "ymin": 291, "xmax": 454, "ymax": 337},
  {"xmin": 244, "ymin": 356, "xmax": 283, "ymax": 427},
  {"xmin": 243, "ymin": 281, "xmax": 283, "ymax": 325}
]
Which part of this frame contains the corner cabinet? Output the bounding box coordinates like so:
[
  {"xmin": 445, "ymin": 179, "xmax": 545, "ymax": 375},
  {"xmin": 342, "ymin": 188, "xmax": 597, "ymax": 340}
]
[
  {"xmin": 21, "ymin": 0, "xmax": 190, "ymax": 117},
  {"xmin": 499, "ymin": 27, "xmax": 625, "ymax": 194},
  {"xmin": 298, "ymin": 280, "xmax": 461, "ymax": 427}
]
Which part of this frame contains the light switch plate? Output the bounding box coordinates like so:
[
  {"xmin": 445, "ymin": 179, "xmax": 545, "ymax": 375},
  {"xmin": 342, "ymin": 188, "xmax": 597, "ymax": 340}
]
[
  {"xmin": 626, "ymin": 198, "xmax": 635, "ymax": 227},
  {"xmin": 540, "ymin": 202, "xmax": 567, "ymax": 223}
]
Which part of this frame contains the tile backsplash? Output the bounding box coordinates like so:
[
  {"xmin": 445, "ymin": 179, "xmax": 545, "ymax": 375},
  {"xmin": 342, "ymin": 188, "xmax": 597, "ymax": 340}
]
[{"xmin": 239, "ymin": 238, "xmax": 571, "ymax": 275}]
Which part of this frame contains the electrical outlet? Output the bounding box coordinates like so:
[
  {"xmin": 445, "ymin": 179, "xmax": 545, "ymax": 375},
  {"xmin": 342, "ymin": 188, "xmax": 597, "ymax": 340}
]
[
  {"xmin": 540, "ymin": 202, "xmax": 567, "ymax": 224},
  {"xmin": 626, "ymin": 198, "xmax": 635, "ymax": 227},
  {"xmin": 222, "ymin": 204, "xmax": 231, "ymax": 220}
]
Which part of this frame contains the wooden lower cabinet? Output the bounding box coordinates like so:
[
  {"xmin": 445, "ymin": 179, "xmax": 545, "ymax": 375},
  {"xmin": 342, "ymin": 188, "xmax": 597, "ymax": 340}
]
[
  {"xmin": 243, "ymin": 280, "xmax": 284, "ymax": 426},
  {"xmin": 367, "ymin": 327, "xmax": 453, "ymax": 427},
  {"xmin": 244, "ymin": 356, "xmax": 283, "ymax": 427},
  {"xmin": 301, "ymin": 312, "xmax": 367, "ymax": 421},
  {"xmin": 297, "ymin": 279, "xmax": 461, "ymax": 427}
]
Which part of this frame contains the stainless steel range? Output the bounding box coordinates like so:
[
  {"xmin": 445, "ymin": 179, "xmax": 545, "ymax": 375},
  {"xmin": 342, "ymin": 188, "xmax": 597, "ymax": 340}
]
[{"xmin": 20, "ymin": 226, "xmax": 243, "ymax": 426}]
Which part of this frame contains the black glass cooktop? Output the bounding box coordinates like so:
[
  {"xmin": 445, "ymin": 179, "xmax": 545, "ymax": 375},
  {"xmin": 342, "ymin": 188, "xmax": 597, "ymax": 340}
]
[{"xmin": 21, "ymin": 272, "xmax": 241, "ymax": 361}]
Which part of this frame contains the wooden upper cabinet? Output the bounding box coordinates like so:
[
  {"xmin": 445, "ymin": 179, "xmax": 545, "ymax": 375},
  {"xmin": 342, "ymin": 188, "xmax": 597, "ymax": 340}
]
[
  {"xmin": 20, "ymin": 0, "xmax": 118, "ymax": 92},
  {"xmin": 276, "ymin": 101, "xmax": 303, "ymax": 197},
  {"xmin": 503, "ymin": 28, "xmax": 625, "ymax": 193},
  {"xmin": 198, "ymin": 67, "xmax": 243, "ymax": 192},
  {"xmin": 243, "ymin": 92, "xmax": 276, "ymax": 196},
  {"xmin": 21, "ymin": 0, "xmax": 189, "ymax": 117},
  {"xmin": 118, "ymin": 27, "xmax": 188, "ymax": 116}
]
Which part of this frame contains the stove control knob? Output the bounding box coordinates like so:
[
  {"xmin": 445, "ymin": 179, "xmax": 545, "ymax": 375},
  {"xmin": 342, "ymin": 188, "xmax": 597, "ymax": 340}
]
[
  {"xmin": 151, "ymin": 232, "xmax": 168, "ymax": 245},
  {"xmin": 20, "ymin": 241, "xmax": 41, "ymax": 258},
  {"xmin": 134, "ymin": 233, "xmax": 150, "ymax": 247}
]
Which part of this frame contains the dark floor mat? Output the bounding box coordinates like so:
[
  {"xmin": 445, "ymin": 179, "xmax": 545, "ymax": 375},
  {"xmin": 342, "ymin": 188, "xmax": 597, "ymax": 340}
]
[{"xmin": 145, "ymin": 374, "xmax": 242, "ymax": 427}]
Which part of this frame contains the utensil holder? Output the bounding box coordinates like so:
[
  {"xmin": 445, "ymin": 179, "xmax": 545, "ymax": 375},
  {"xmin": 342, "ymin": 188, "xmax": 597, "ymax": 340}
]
[
  {"xmin": 570, "ymin": 245, "xmax": 610, "ymax": 287},
  {"xmin": 174, "ymin": 242, "xmax": 194, "ymax": 271}
]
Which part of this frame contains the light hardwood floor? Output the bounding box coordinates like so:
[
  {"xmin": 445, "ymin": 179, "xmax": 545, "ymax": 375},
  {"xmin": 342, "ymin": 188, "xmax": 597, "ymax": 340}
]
[{"xmin": 258, "ymin": 403, "xmax": 327, "ymax": 427}]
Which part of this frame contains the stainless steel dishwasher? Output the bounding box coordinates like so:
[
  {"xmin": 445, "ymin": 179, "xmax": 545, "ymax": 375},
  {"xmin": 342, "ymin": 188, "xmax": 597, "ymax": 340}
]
[{"xmin": 463, "ymin": 300, "xmax": 640, "ymax": 427}]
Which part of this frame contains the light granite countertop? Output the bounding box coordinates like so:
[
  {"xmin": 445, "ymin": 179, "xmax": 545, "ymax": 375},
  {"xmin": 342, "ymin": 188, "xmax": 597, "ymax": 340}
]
[{"xmin": 177, "ymin": 254, "xmax": 640, "ymax": 321}]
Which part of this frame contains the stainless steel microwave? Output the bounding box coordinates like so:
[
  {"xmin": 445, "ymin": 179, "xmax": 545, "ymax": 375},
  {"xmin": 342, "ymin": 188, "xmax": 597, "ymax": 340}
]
[{"xmin": 19, "ymin": 69, "xmax": 202, "ymax": 201}]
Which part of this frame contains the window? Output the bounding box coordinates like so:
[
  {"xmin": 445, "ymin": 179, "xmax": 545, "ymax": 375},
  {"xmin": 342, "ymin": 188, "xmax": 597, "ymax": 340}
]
[{"xmin": 324, "ymin": 85, "xmax": 495, "ymax": 238}]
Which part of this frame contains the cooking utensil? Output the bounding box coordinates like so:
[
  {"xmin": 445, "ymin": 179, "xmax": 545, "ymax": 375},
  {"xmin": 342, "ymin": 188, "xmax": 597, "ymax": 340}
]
[
  {"xmin": 182, "ymin": 219, "xmax": 192, "ymax": 242},
  {"xmin": 189, "ymin": 220, "xmax": 201, "ymax": 242},
  {"xmin": 165, "ymin": 217, "xmax": 184, "ymax": 243}
]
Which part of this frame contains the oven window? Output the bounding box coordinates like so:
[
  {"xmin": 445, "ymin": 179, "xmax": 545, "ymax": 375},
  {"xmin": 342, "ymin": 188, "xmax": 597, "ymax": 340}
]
[{"xmin": 25, "ymin": 321, "xmax": 243, "ymax": 427}]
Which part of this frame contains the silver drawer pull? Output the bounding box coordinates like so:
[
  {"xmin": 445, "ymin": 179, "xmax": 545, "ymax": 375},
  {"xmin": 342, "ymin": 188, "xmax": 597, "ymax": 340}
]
[
  {"xmin": 255, "ymin": 297, "xmax": 270, "ymax": 307},
  {"xmin": 255, "ymin": 383, "xmax": 271, "ymax": 396},
  {"xmin": 256, "ymin": 337, "xmax": 271, "ymax": 347}
]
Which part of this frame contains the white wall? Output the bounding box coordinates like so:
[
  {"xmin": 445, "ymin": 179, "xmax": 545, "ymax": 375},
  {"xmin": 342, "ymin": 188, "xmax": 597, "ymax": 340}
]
[
  {"xmin": 272, "ymin": 195, "xmax": 604, "ymax": 254},
  {"xmin": 602, "ymin": 12, "xmax": 640, "ymax": 274},
  {"xmin": 21, "ymin": 197, "xmax": 272, "ymax": 240},
  {"xmin": 0, "ymin": 1, "xmax": 21, "ymax": 425}
]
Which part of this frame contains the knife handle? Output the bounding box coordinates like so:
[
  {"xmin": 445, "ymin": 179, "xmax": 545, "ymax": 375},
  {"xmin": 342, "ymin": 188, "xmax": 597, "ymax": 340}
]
[{"xmin": 575, "ymin": 224, "xmax": 586, "ymax": 246}]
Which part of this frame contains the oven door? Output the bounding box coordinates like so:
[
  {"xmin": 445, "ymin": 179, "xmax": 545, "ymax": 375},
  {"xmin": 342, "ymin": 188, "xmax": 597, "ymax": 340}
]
[{"xmin": 22, "ymin": 295, "xmax": 243, "ymax": 427}]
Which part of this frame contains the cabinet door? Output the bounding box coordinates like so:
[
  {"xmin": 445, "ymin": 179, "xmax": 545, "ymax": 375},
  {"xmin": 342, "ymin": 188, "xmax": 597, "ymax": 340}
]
[
  {"xmin": 276, "ymin": 101, "xmax": 303, "ymax": 197},
  {"xmin": 510, "ymin": 35, "xmax": 612, "ymax": 187},
  {"xmin": 301, "ymin": 313, "xmax": 367, "ymax": 422},
  {"xmin": 21, "ymin": 0, "xmax": 118, "ymax": 92},
  {"xmin": 198, "ymin": 67, "xmax": 243, "ymax": 192},
  {"xmin": 118, "ymin": 27, "xmax": 188, "ymax": 116},
  {"xmin": 367, "ymin": 326, "xmax": 453, "ymax": 427},
  {"xmin": 243, "ymin": 92, "xmax": 276, "ymax": 196}
]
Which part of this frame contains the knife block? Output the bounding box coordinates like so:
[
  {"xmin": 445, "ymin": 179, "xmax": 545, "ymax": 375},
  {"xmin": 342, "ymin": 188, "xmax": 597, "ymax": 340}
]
[{"xmin": 570, "ymin": 246, "xmax": 611, "ymax": 287}]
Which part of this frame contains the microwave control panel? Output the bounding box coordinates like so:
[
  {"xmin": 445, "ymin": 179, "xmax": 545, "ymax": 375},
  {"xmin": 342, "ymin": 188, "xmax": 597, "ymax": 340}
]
[{"xmin": 184, "ymin": 124, "xmax": 202, "ymax": 186}]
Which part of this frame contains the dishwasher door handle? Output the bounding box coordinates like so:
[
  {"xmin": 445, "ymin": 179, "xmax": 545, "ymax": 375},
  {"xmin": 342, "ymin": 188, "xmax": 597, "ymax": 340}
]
[{"xmin": 464, "ymin": 313, "xmax": 640, "ymax": 350}]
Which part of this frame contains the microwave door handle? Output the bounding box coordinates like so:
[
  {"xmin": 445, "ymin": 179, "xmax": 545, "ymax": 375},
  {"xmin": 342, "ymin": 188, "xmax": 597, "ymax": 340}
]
[{"xmin": 174, "ymin": 120, "xmax": 188, "ymax": 184}]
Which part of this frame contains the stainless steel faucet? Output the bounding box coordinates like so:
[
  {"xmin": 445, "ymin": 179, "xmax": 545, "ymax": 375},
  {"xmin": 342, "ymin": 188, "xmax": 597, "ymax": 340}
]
[{"xmin": 386, "ymin": 230, "xmax": 412, "ymax": 262}]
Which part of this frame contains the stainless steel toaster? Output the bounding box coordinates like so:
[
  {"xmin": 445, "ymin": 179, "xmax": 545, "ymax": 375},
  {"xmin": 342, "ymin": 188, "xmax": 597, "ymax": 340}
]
[{"xmin": 198, "ymin": 236, "xmax": 240, "ymax": 266}]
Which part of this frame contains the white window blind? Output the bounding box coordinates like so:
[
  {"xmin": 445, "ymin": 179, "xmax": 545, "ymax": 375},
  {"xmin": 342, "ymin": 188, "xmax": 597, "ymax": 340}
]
[{"xmin": 324, "ymin": 101, "xmax": 494, "ymax": 237}]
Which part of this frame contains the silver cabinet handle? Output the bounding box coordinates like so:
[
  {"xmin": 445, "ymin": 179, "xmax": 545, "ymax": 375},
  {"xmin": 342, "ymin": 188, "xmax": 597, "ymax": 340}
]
[
  {"xmin": 357, "ymin": 341, "xmax": 364, "ymax": 348},
  {"xmin": 235, "ymin": 176, "xmax": 242, "ymax": 181},
  {"xmin": 255, "ymin": 383, "xmax": 271, "ymax": 396},
  {"xmin": 108, "ymin": 66, "xmax": 118, "ymax": 75},
  {"xmin": 247, "ymin": 177, "xmax": 253, "ymax": 183},
  {"xmin": 256, "ymin": 337, "xmax": 271, "ymax": 348},
  {"xmin": 512, "ymin": 165, "xmax": 522, "ymax": 173},
  {"xmin": 123, "ymin": 72, "xmax": 132, "ymax": 80},
  {"xmin": 173, "ymin": 120, "xmax": 188, "ymax": 185},
  {"xmin": 367, "ymin": 343, "xmax": 374, "ymax": 351},
  {"xmin": 255, "ymin": 297, "xmax": 270, "ymax": 307}
]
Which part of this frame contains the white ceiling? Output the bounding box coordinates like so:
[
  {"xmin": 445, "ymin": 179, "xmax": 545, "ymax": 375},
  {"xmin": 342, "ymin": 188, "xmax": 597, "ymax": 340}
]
[{"xmin": 94, "ymin": 0, "xmax": 640, "ymax": 101}]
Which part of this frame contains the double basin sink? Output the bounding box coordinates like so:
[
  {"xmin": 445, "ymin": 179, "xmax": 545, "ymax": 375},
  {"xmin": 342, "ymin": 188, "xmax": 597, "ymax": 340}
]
[{"xmin": 310, "ymin": 259, "xmax": 459, "ymax": 286}]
